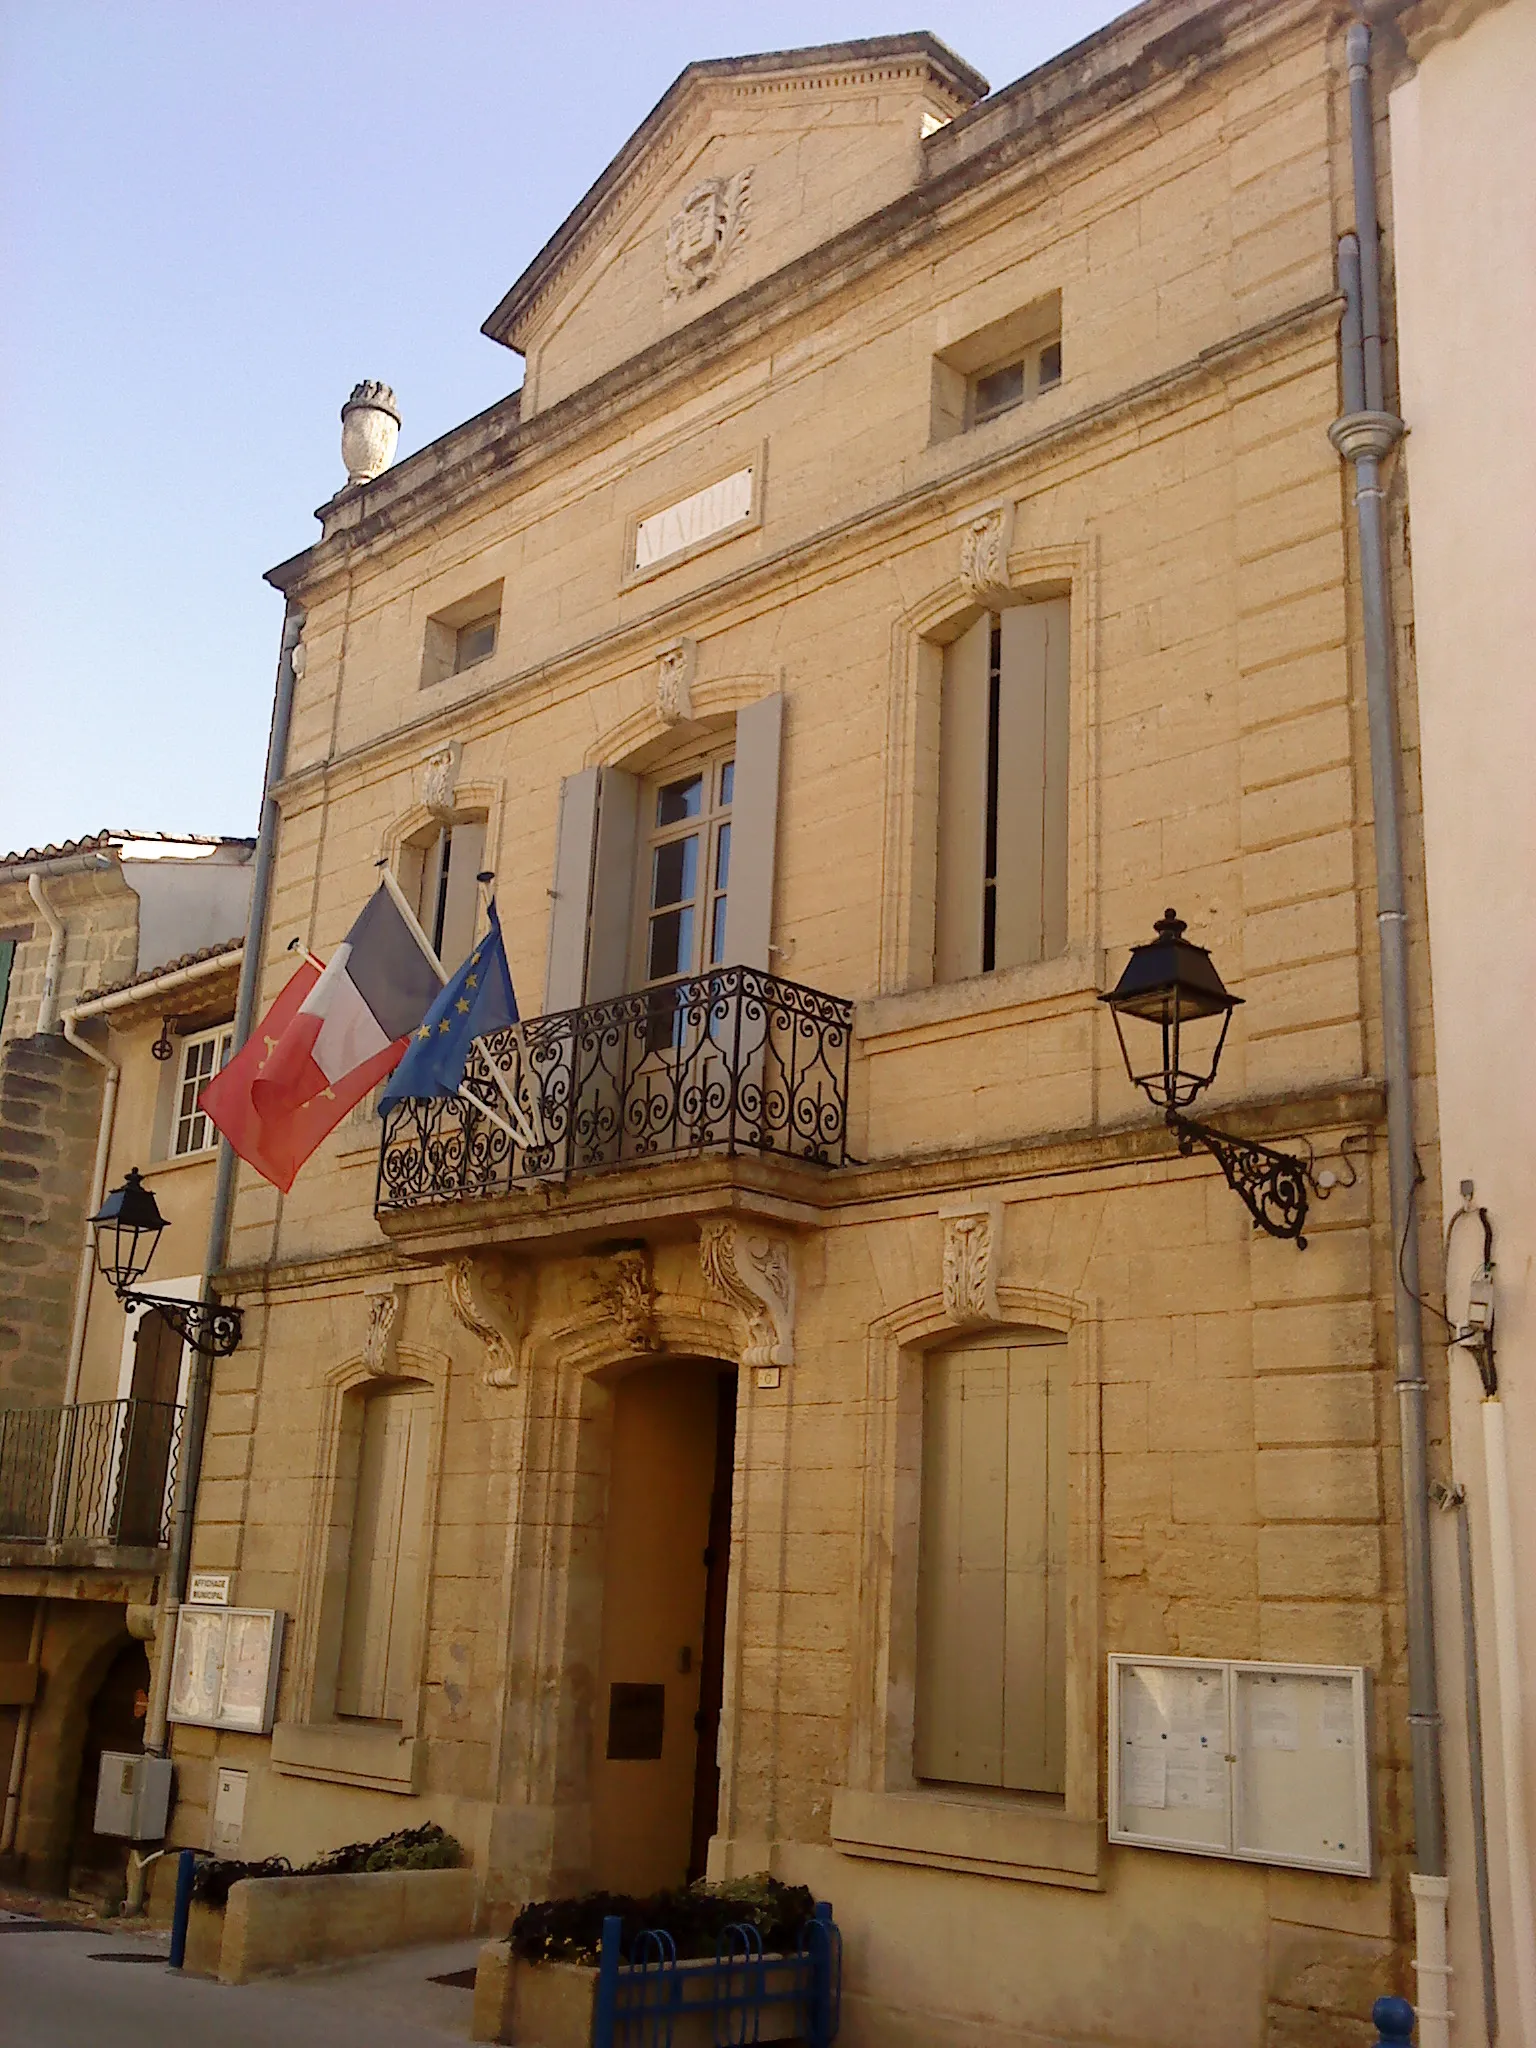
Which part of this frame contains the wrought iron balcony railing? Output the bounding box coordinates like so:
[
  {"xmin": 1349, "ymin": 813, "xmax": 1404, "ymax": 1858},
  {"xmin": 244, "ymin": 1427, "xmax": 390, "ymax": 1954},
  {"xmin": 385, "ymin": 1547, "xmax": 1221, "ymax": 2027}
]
[
  {"xmin": 0, "ymin": 1398, "xmax": 183, "ymax": 1548},
  {"xmin": 378, "ymin": 965, "xmax": 854, "ymax": 1212}
]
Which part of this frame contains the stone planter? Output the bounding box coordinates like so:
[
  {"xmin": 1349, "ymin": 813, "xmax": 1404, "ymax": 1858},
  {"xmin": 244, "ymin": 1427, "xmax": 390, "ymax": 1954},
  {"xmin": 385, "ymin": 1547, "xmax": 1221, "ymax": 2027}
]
[
  {"xmin": 471, "ymin": 1942, "xmax": 807, "ymax": 2047},
  {"xmin": 182, "ymin": 1866, "xmax": 477, "ymax": 1983}
]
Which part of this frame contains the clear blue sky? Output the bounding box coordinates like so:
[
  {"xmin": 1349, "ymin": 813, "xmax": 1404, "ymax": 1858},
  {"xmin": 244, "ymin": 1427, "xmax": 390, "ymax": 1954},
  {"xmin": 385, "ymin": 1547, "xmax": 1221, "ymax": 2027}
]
[{"xmin": 0, "ymin": 1, "xmax": 1128, "ymax": 856}]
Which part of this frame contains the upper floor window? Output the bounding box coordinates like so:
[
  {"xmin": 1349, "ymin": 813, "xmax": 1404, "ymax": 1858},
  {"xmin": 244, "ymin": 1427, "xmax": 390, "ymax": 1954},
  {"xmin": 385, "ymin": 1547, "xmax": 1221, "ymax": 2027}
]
[
  {"xmin": 400, "ymin": 814, "xmax": 487, "ymax": 970},
  {"xmin": 173, "ymin": 1023, "xmax": 234, "ymax": 1156},
  {"xmin": 420, "ymin": 581, "xmax": 504, "ymax": 687},
  {"xmin": 916, "ymin": 1332, "xmax": 1067, "ymax": 1796},
  {"xmin": 636, "ymin": 748, "xmax": 735, "ymax": 990},
  {"xmin": 932, "ymin": 291, "xmax": 1062, "ymax": 443},
  {"xmin": 935, "ymin": 598, "xmax": 1069, "ymax": 983}
]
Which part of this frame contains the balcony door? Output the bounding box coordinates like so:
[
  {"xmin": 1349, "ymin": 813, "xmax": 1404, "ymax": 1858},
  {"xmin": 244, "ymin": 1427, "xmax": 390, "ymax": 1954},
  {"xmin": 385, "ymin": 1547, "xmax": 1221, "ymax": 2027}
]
[{"xmin": 115, "ymin": 1307, "xmax": 182, "ymax": 1545}]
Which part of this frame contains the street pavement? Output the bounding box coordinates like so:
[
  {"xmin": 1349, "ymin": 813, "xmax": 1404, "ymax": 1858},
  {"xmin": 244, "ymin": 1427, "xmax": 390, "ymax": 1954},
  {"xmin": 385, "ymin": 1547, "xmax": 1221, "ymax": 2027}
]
[{"xmin": 1, "ymin": 1909, "xmax": 483, "ymax": 2047}]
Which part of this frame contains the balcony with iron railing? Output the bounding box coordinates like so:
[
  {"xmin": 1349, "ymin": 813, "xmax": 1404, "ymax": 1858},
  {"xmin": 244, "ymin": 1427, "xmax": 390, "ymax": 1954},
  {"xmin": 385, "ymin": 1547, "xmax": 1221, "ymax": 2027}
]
[
  {"xmin": 0, "ymin": 1398, "xmax": 183, "ymax": 1563},
  {"xmin": 376, "ymin": 966, "xmax": 853, "ymax": 1241}
]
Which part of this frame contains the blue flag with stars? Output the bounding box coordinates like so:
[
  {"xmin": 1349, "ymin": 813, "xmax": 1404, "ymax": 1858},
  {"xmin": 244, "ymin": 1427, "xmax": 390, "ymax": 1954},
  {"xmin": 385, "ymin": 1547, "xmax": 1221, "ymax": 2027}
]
[{"xmin": 379, "ymin": 901, "xmax": 518, "ymax": 1109}]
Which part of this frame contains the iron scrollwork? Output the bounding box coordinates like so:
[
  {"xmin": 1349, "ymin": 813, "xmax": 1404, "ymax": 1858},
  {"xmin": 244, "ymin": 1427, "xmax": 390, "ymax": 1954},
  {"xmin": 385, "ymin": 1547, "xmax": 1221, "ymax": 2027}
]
[
  {"xmin": 377, "ymin": 965, "xmax": 853, "ymax": 1213},
  {"xmin": 118, "ymin": 1289, "xmax": 243, "ymax": 1358},
  {"xmin": 1168, "ymin": 1112, "xmax": 1313, "ymax": 1246}
]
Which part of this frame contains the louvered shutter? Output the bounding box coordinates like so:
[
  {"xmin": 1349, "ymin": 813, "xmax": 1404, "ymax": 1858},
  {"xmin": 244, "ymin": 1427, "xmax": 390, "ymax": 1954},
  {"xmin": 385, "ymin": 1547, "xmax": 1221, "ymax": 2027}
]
[
  {"xmin": 935, "ymin": 615, "xmax": 992, "ymax": 982},
  {"xmin": 995, "ymin": 599, "xmax": 1070, "ymax": 970}
]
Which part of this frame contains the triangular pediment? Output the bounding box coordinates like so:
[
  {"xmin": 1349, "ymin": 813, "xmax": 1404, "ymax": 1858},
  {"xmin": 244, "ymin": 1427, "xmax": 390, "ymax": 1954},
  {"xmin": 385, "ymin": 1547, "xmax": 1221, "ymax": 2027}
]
[{"xmin": 484, "ymin": 34, "xmax": 987, "ymax": 414}]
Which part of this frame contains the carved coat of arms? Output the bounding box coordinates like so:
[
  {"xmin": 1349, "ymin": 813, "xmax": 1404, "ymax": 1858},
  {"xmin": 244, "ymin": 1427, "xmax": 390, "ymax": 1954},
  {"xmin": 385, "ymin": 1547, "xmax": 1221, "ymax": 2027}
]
[{"xmin": 665, "ymin": 170, "xmax": 752, "ymax": 300}]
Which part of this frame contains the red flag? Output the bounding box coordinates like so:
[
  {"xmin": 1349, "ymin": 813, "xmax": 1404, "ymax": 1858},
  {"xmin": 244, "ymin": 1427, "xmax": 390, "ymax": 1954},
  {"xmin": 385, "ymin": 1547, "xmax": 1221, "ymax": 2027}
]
[{"xmin": 201, "ymin": 959, "xmax": 407, "ymax": 1195}]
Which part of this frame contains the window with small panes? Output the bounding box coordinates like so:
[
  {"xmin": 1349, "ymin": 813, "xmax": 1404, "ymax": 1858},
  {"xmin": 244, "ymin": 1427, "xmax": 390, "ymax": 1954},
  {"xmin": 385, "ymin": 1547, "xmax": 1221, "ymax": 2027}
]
[{"xmin": 173, "ymin": 1023, "xmax": 234, "ymax": 1156}]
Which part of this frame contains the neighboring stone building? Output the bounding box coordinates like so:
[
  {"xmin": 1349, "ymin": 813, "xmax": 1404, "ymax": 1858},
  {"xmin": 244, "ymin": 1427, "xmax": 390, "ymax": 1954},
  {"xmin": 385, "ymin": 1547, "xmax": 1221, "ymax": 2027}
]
[
  {"xmin": 1388, "ymin": 2, "xmax": 1536, "ymax": 2041},
  {"xmin": 0, "ymin": 832, "xmax": 251, "ymax": 1897},
  {"xmin": 157, "ymin": 8, "xmax": 1445, "ymax": 2040}
]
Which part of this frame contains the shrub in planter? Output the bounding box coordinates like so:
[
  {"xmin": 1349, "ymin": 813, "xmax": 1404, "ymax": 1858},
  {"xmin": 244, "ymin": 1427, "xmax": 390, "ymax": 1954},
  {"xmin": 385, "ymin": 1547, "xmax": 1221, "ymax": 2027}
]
[
  {"xmin": 192, "ymin": 1821, "xmax": 463, "ymax": 1909},
  {"xmin": 508, "ymin": 1874, "xmax": 816, "ymax": 1965}
]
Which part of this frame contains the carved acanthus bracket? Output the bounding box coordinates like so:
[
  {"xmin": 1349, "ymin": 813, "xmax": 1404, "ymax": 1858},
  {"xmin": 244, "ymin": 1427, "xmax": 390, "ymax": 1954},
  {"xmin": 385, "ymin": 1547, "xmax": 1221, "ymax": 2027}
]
[
  {"xmin": 941, "ymin": 1205, "xmax": 1002, "ymax": 1326},
  {"xmin": 593, "ymin": 1247, "xmax": 659, "ymax": 1351},
  {"xmin": 959, "ymin": 505, "xmax": 1016, "ymax": 604},
  {"xmin": 699, "ymin": 1221, "xmax": 795, "ymax": 1369},
  {"xmin": 656, "ymin": 639, "xmax": 697, "ymax": 725},
  {"xmin": 362, "ymin": 1284, "xmax": 406, "ymax": 1375},
  {"xmin": 421, "ymin": 740, "xmax": 463, "ymax": 822},
  {"xmin": 445, "ymin": 1254, "xmax": 529, "ymax": 1387}
]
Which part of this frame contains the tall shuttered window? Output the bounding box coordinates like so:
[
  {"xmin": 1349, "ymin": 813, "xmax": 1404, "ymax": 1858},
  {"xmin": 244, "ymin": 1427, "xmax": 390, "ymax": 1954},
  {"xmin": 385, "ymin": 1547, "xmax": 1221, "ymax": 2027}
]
[
  {"xmin": 916, "ymin": 1334, "xmax": 1067, "ymax": 1795},
  {"xmin": 336, "ymin": 1384, "xmax": 431, "ymax": 1723},
  {"xmin": 935, "ymin": 599, "xmax": 1069, "ymax": 983},
  {"xmin": 399, "ymin": 815, "xmax": 487, "ymax": 972}
]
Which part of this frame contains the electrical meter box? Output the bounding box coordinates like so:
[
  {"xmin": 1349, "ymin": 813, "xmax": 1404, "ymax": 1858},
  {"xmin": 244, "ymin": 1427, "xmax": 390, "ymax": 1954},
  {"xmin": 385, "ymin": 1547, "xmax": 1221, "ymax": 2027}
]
[{"xmin": 93, "ymin": 1751, "xmax": 173, "ymax": 1841}]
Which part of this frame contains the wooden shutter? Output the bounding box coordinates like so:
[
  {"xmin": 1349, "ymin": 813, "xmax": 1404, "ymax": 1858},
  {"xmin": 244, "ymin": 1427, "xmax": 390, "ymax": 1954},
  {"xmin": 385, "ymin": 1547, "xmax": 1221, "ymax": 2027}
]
[
  {"xmin": 935, "ymin": 615, "xmax": 992, "ymax": 983},
  {"xmin": 336, "ymin": 1386, "xmax": 430, "ymax": 1722},
  {"xmin": 129, "ymin": 1309, "xmax": 184, "ymax": 1406},
  {"xmin": 438, "ymin": 817, "xmax": 487, "ymax": 969},
  {"xmin": 0, "ymin": 939, "xmax": 14, "ymax": 1031},
  {"xmin": 585, "ymin": 768, "xmax": 641, "ymax": 1002},
  {"xmin": 915, "ymin": 1339, "xmax": 1066, "ymax": 1794},
  {"xmin": 544, "ymin": 769, "xmax": 601, "ymax": 1012},
  {"xmin": 995, "ymin": 600, "xmax": 1070, "ymax": 971},
  {"xmin": 720, "ymin": 693, "xmax": 783, "ymax": 972}
]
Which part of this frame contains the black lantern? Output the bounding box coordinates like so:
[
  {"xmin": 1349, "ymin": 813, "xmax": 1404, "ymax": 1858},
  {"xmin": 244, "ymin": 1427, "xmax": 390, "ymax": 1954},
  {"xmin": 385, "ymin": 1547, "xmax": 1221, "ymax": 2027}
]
[
  {"xmin": 1098, "ymin": 908, "xmax": 1242, "ymax": 1113},
  {"xmin": 88, "ymin": 1169, "xmax": 242, "ymax": 1357},
  {"xmin": 1100, "ymin": 910, "xmax": 1316, "ymax": 1247},
  {"xmin": 89, "ymin": 1168, "xmax": 167, "ymax": 1292}
]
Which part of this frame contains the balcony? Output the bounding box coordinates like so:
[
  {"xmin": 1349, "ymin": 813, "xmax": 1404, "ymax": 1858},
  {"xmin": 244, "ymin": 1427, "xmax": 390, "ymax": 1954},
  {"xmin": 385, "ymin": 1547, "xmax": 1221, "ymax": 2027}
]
[
  {"xmin": 376, "ymin": 966, "xmax": 853, "ymax": 1222},
  {"xmin": 0, "ymin": 1398, "xmax": 183, "ymax": 1558}
]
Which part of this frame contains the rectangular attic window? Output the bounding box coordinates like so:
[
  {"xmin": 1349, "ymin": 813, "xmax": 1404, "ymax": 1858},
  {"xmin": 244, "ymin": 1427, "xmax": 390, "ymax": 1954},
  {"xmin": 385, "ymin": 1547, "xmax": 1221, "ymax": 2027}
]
[
  {"xmin": 932, "ymin": 292, "xmax": 1063, "ymax": 442},
  {"xmin": 421, "ymin": 581, "xmax": 504, "ymax": 688}
]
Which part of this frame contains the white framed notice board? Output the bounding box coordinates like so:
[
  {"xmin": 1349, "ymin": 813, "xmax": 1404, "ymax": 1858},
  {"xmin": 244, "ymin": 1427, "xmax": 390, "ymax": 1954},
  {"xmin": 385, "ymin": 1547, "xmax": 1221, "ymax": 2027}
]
[
  {"xmin": 1108, "ymin": 1655, "xmax": 1371, "ymax": 1876},
  {"xmin": 168, "ymin": 1606, "xmax": 285, "ymax": 1734}
]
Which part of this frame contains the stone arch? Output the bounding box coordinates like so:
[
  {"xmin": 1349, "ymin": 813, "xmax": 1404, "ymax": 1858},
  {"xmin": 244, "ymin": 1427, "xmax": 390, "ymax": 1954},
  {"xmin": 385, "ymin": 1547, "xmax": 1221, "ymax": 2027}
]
[
  {"xmin": 16, "ymin": 1603, "xmax": 137, "ymax": 1893},
  {"xmin": 584, "ymin": 670, "xmax": 780, "ymax": 773}
]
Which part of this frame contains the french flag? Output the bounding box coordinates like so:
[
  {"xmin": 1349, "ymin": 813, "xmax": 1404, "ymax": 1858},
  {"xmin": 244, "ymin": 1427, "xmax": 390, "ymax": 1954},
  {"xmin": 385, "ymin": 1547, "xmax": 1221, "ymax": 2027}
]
[{"xmin": 206, "ymin": 885, "xmax": 443, "ymax": 1190}]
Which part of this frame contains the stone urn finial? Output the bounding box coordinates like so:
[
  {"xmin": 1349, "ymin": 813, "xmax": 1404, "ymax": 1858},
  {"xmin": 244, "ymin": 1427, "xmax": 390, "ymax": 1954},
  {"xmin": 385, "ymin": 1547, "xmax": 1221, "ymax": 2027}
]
[{"xmin": 340, "ymin": 380, "xmax": 401, "ymax": 486}]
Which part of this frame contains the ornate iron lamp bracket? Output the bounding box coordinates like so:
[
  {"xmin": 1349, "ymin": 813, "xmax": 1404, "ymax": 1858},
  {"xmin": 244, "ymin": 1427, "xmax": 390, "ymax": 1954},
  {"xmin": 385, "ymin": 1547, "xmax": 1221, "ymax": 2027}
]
[
  {"xmin": 118, "ymin": 1289, "xmax": 243, "ymax": 1358},
  {"xmin": 1167, "ymin": 1112, "xmax": 1313, "ymax": 1247}
]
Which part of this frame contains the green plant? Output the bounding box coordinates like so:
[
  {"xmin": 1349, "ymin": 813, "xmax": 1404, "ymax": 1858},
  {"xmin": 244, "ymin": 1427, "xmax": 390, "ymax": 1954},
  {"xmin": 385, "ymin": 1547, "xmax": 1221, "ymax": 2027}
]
[
  {"xmin": 508, "ymin": 1873, "xmax": 816, "ymax": 1965},
  {"xmin": 190, "ymin": 1822, "xmax": 462, "ymax": 1908}
]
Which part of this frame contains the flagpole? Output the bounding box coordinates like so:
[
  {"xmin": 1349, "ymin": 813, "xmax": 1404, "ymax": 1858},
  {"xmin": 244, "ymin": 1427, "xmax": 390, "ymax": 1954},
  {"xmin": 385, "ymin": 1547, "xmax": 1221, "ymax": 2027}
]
[{"xmin": 377, "ymin": 860, "xmax": 448, "ymax": 984}]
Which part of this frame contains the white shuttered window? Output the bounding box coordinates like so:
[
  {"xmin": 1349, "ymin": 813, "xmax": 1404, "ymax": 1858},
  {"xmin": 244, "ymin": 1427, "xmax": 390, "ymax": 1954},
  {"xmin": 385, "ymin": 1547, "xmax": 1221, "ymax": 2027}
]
[
  {"xmin": 935, "ymin": 599, "xmax": 1069, "ymax": 983},
  {"xmin": 916, "ymin": 1335, "xmax": 1067, "ymax": 1794},
  {"xmin": 336, "ymin": 1385, "xmax": 432, "ymax": 1722}
]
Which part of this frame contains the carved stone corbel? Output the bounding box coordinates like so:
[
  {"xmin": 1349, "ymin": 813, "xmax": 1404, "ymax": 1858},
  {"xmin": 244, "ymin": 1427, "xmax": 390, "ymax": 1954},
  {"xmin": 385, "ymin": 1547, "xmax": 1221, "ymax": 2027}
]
[
  {"xmin": 959, "ymin": 505, "xmax": 1016, "ymax": 604},
  {"xmin": 698, "ymin": 1221, "xmax": 795, "ymax": 1369},
  {"xmin": 421, "ymin": 740, "xmax": 463, "ymax": 822},
  {"xmin": 362, "ymin": 1284, "xmax": 406, "ymax": 1375},
  {"xmin": 592, "ymin": 1246, "xmax": 659, "ymax": 1351},
  {"xmin": 657, "ymin": 639, "xmax": 696, "ymax": 724},
  {"xmin": 445, "ymin": 1254, "xmax": 529, "ymax": 1387},
  {"xmin": 941, "ymin": 1204, "xmax": 1002, "ymax": 1326}
]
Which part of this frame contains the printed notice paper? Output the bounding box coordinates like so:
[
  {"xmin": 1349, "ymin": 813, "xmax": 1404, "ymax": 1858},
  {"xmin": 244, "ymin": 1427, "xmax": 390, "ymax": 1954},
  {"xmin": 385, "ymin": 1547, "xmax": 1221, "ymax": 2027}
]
[
  {"xmin": 1246, "ymin": 1674, "xmax": 1302, "ymax": 1751},
  {"xmin": 1318, "ymin": 1679, "xmax": 1357, "ymax": 1750},
  {"xmin": 1125, "ymin": 1745, "xmax": 1168, "ymax": 1809}
]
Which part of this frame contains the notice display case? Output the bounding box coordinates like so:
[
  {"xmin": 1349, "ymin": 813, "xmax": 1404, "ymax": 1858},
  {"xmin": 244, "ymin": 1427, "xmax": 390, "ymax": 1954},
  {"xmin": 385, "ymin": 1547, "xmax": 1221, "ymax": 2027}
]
[
  {"xmin": 167, "ymin": 1605, "xmax": 285, "ymax": 1735},
  {"xmin": 1108, "ymin": 1655, "xmax": 1371, "ymax": 1876}
]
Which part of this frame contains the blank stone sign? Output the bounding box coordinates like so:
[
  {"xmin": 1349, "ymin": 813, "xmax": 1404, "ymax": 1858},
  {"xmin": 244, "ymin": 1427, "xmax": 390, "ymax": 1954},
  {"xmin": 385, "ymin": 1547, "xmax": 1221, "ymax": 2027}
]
[{"xmin": 1109, "ymin": 1655, "xmax": 1370, "ymax": 1876}]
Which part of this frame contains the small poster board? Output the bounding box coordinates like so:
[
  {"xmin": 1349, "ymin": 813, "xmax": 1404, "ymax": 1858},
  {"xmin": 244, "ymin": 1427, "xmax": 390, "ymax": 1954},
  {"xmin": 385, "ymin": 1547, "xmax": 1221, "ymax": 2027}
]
[
  {"xmin": 1109, "ymin": 1655, "xmax": 1371, "ymax": 1876},
  {"xmin": 168, "ymin": 1606, "xmax": 285, "ymax": 1734}
]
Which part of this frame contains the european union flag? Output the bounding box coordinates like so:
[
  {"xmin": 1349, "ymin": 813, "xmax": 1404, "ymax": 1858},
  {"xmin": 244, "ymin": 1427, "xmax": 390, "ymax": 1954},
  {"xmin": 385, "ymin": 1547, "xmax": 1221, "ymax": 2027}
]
[{"xmin": 379, "ymin": 901, "xmax": 519, "ymax": 1109}]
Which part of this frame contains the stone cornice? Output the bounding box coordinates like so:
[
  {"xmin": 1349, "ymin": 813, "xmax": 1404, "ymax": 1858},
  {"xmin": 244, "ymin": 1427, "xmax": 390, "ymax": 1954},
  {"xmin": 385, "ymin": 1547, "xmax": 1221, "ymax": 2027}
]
[
  {"xmin": 266, "ymin": 0, "xmax": 1326, "ymax": 605},
  {"xmin": 216, "ymin": 1081, "xmax": 1384, "ymax": 1295},
  {"xmin": 269, "ymin": 288, "xmax": 1341, "ymax": 810}
]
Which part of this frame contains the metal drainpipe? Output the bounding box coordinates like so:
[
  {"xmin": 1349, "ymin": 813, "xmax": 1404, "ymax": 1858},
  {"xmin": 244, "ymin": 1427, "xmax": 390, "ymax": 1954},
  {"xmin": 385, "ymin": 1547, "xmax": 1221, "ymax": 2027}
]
[
  {"xmin": 1328, "ymin": 15, "xmax": 1446, "ymax": 2028},
  {"xmin": 141, "ymin": 602, "xmax": 305, "ymax": 1766},
  {"xmin": 26, "ymin": 873, "xmax": 66, "ymax": 1034}
]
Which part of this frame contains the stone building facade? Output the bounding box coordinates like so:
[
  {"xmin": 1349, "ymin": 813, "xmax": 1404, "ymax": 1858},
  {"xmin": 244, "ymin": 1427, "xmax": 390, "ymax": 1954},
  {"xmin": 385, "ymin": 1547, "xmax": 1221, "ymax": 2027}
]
[
  {"xmin": 0, "ymin": 834, "xmax": 251, "ymax": 1896},
  {"xmin": 161, "ymin": 9, "xmax": 1442, "ymax": 2041}
]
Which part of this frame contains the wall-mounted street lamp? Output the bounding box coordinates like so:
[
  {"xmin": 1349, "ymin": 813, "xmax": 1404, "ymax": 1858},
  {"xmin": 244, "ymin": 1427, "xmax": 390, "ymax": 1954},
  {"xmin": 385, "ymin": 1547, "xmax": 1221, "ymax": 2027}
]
[
  {"xmin": 1099, "ymin": 910, "xmax": 1317, "ymax": 1246},
  {"xmin": 88, "ymin": 1169, "xmax": 243, "ymax": 1356}
]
